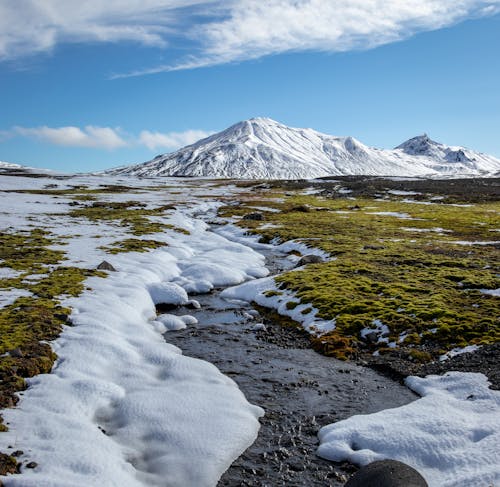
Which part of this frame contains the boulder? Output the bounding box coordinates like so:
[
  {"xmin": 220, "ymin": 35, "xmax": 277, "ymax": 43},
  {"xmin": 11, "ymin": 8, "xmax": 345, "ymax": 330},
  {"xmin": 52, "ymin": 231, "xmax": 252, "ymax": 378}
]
[
  {"xmin": 345, "ymin": 460, "xmax": 428, "ymax": 487},
  {"xmin": 96, "ymin": 260, "xmax": 116, "ymax": 272},
  {"xmin": 296, "ymin": 254, "xmax": 324, "ymax": 267}
]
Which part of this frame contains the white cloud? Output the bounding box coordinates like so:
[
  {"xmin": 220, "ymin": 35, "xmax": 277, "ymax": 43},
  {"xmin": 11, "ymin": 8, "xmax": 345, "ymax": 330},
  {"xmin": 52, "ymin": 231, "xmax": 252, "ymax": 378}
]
[
  {"xmin": 1, "ymin": 1, "xmax": 498, "ymax": 72},
  {"xmin": 13, "ymin": 125, "xmax": 128, "ymax": 149},
  {"xmin": 139, "ymin": 129, "xmax": 213, "ymax": 150},
  {"xmin": 0, "ymin": 0, "xmax": 212, "ymax": 61},
  {"xmin": 6, "ymin": 125, "xmax": 211, "ymax": 151}
]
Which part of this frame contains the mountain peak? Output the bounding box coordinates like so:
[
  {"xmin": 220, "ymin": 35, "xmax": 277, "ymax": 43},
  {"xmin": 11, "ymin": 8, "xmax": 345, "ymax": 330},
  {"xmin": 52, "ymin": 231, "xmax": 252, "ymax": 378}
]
[
  {"xmin": 395, "ymin": 134, "xmax": 440, "ymax": 155},
  {"xmin": 107, "ymin": 120, "xmax": 500, "ymax": 179}
]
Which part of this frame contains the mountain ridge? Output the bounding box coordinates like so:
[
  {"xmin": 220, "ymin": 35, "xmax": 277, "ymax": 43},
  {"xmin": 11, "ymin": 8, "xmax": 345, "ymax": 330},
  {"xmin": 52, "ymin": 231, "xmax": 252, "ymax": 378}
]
[{"xmin": 98, "ymin": 118, "xmax": 500, "ymax": 178}]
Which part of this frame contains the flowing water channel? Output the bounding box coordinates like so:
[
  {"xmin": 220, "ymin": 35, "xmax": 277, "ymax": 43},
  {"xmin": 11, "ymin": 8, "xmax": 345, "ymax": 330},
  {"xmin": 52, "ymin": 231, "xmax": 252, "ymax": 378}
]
[{"xmin": 163, "ymin": 229, "xmax": 417, "ymax": 486}]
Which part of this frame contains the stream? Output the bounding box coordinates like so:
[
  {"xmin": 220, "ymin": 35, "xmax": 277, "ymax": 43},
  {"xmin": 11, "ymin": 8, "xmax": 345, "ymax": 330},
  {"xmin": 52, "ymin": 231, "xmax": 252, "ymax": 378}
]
[{"xmin": 163, "ymin": 229, "xmax": 417, "ymax": 486}]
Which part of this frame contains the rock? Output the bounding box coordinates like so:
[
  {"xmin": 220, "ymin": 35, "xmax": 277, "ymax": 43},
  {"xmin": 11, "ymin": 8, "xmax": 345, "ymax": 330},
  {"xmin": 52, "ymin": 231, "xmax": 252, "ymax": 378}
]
[
  {"xmin": 296, "ymin": 254, "xmax": 324, "ymax": 267},
  {"xmin": 345, "ymin": 460, "xmax": 428, "ymax": 487},
  {"xmin": 363, "ymin": 331, "xmax": 379, "ymax": 344},
  {"xmin": 11, "ymin": 450, "xmax": 23, "ymax": 457},
  {"xmin": 363, "ymin": 244, "xmax": 385, "ymax": 250},
  {"xmin": 243, "ymin": 212, "xmax": 264, "ymax": 221},
  {"xmin": 25, "ymin": 461, "xmax": 38, "ymax": 469},
  {"xmin": 290, "ymin": 204, "xmax": 310, "ymax": 212},
  {"xmin": 96, "ymin": 260, "xmax": 116, "ymax": 272},
  {"xmin": 9, "ymin": 348, "xmax": 23, "ymax": 358}
]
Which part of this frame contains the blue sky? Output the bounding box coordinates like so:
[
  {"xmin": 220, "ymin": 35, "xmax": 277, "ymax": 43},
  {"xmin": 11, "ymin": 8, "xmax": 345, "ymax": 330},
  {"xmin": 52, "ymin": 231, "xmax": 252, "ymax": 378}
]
[{"xmin": 0, "ymin": 1, "xmax": 499, "ymax": 173}]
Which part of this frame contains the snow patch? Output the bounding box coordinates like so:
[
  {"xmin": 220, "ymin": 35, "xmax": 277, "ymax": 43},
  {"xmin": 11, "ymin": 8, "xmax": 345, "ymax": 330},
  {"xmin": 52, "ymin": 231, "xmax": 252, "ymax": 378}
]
[{"xmin": 318, "ymin": 372, "xmax": 500, "ymax": 487}]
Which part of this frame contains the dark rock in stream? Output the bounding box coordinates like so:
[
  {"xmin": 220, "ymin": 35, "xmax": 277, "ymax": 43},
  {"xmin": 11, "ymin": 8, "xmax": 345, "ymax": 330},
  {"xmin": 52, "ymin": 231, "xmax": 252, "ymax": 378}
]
[
  {"xmin": 345, "ymin": 460, "xmax": 428, "ymax": 487},
  {"xmin": 164, "ymin": 292, "xmax": 417, "ymax": 487}
]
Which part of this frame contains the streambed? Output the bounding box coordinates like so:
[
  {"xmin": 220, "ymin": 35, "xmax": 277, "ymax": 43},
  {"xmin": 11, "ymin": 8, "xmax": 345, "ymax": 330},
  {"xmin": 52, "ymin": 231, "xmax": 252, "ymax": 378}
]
[{"xmin": 164, "ymin": 243, "xmax": 417, "ymax": 486}]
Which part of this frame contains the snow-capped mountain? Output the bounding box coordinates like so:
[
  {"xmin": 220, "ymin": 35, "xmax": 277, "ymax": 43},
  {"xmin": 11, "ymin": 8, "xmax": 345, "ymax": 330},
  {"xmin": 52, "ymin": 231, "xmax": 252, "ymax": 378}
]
[
  {"xmin": 0, "ymin": 161, "xmax": 22, "ymax": 170},
  {"xmin": 108, "ymin": 118, "xmax": 500, "ymax": 179}
]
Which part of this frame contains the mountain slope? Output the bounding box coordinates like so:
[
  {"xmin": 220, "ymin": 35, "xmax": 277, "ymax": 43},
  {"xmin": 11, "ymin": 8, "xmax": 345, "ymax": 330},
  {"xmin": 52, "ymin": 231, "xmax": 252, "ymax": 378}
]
[{"xmin": 108, "ymin": 118, "xmax": 500, "ymax": 179}]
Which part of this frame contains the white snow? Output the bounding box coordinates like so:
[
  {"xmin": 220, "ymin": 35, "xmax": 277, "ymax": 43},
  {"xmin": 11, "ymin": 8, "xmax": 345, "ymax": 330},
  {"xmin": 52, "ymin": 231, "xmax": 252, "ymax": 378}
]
[
  {"xmin": 0, "ymin": 175, "xmax": 267, "ymax": 487},
  {"xmin": 368, "ymin": 211, "xmax": 413, "ymax": 219},
  {"xmin": 449, "ymin": 240, "xmax": 500, "ymax": 246},
  {"xmin": 402, "ymin": 226, "xmax": 452, "ymax": 233},
  {"xmin": 221, "ymin": 276, "xmax": 336, "ymax": 336},
  {"xmin": 439, "ymin": 345, "xmax": 481, "ymax": 362},
  {"xmin": 360, "ymin": 319, "xmax": 390, "ymax": 344},
  {"xmin": 106, "ymin": 118, "xmax": 500, "ymax": 179},
  {"xmin": 0, "ymin": 288, "xmax": 33, "ymax": 309},
  {"xmin": 387, "ymin": 190, "xmax": 421, "ymax": 195},
  {"xmin": 480, "ymin": 288, "xmax": 500, "ymax": 297},
  {"xmin": 318, "ymin": 372, "xmax": 500, "ymax": 487}
]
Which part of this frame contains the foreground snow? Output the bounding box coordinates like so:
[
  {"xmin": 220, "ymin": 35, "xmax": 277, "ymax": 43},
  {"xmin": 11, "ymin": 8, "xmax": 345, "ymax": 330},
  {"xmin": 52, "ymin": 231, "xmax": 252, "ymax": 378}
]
[
  {"xmin": 0, "ymin": 176, "xmax": 266, "ymax": 487},
  {"xmin": 317, "ymin": 372, "xmax": 500, "ymax": 487}
]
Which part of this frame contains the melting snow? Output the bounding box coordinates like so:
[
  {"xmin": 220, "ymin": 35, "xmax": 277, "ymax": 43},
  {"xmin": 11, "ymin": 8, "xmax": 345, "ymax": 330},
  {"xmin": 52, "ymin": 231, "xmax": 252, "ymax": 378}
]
[{"xmin": 318, "ymin": 372, "xmax": 500, "ymax": 487}]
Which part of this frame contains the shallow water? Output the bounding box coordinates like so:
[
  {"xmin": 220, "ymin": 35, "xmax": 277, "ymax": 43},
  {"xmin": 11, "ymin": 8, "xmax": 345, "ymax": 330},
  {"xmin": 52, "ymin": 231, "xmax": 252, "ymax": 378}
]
[{"xmin": 164, "ymin": 241, "xmax": 417, "ymax": 486}]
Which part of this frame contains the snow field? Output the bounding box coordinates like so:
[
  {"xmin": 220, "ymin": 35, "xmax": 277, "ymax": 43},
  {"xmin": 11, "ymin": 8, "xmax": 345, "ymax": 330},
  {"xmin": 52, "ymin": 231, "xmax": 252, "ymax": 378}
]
[{"xmin": 0, "ymin": 177, "xmax": 269, "ymax": 486}]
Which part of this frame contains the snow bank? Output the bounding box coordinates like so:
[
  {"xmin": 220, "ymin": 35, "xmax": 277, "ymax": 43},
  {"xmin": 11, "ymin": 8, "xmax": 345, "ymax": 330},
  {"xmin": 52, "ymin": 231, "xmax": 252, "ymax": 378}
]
[
  {"xmin": 0, "ymin": 188, "xmax": 267, "ymax": 487},
  {"xmin": 221, "ymin": 276, "xmax": 336, "ymax": 335},
  {"xmin": 317, "ymin": 372, "xmax": 500, "ymax": 487}
]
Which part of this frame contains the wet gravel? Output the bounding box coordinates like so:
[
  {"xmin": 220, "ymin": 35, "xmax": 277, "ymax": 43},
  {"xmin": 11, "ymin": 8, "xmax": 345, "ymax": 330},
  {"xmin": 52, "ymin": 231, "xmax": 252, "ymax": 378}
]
[{"xmin": 164, "ymin": 292, "xmax": 417, "ymax": 487}]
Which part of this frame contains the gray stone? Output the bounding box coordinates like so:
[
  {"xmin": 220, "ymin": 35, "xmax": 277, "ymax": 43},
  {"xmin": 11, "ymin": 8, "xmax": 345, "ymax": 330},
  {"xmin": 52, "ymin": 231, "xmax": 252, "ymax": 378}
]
[
  {"xmin": 296, "ymin": 254, "xmax": 324, "ymax": 267},
  {"xmin": 9, "ymin": 348, "xmax": 23, "ymax": 358},
  {"xmin": 345, "ymin": 460, "xmax": 428, "ymax": 487},
  {"xmin": 363, "ymin": 244, "xmax": 385, "ymax": 250},
  {"xmin": 96, "ymin": 261, "xmax": 116, "ymax": 272},
  {"xmin": 363, "ymin": 332, "xmax": 379, "ymax": 344},
  {"xmin": 243, "ymin": 212, "xmax": 264, "ymax": 221}
]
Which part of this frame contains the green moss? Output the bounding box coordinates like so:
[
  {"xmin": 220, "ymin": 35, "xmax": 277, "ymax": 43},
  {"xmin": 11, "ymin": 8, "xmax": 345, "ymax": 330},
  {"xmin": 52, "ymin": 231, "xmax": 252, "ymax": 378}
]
[
  {"xmin": 263, "ymin": 290, "xmax": 283, "ymax": 297},
  {"xmin": 0, "ymin": 229, "xmax": 107, "ymax": 433},
  {"xmin": 222, "ymin": 190, "xmax": 500, "ymax": 360},
  {"xmin": 100, "ymin": 238, "xmax": 167, "ymax": 254},
  {"xmin": 285, "ymin": 301, "xmax": 300, "ymax": 310},
  {"xmin": 29, "ymin": 267, "xmax": 104, "ymax": 299},
  {"xmin": 67, "ymin": 200, "xmax": 188, "ymax": 236},
  {"xmin": 0, "ymin": 229, "xmax": 64, "ymax": 271}
]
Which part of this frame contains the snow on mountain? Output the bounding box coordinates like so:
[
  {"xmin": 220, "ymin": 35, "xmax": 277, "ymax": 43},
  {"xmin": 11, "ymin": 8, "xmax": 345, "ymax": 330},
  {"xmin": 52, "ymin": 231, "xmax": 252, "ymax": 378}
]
[
  {"xmin": 0, "ymin": 161, "xmax": 22, "ymax": 170},
  {"xmin": 395, "ymin": 134, "xmax": 500, "ymax": 175},
  {"xmin": 108, "ymin": 118, "xmax": 500, "ymax": 179}
]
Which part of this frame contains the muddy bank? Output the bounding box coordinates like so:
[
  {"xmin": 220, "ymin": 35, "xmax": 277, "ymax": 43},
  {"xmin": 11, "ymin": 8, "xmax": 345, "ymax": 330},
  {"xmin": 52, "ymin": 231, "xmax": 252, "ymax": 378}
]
[{"xmin": 164, "ymin": 291, "xmax": 417, "ymax": 487}]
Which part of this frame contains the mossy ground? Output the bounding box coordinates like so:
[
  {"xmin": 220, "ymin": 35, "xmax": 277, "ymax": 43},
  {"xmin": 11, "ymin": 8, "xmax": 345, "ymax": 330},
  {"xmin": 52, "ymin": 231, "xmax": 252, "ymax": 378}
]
[
  {"xmin": 0, "ymin": 229, "xmax": 104, "ymax": 439},
  {"xmin": 220, "ymin": 184, "xmax": 499, "ymax": 361},
  {"xmin": 99, "ymin": 238, "xmax": 168, "ymax": 254}
]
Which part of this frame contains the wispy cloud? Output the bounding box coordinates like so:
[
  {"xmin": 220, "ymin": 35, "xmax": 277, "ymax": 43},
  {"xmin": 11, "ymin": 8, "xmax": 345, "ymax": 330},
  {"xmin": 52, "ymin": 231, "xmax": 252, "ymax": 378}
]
[
  {"xmin": 139, "ymin": 129, "xmax": 213, "ymax": 150},
  {"xmin": 13, "ymin": 125, "xmax": 128, "ymax": 150},
  {"xmin": 0, "ymin": 0, "xmax": 213, "ymax": 61},
  {"xmin": 1, "ymin": 1, "xmax": 499, "ymax": 74},
  {"xmin": 4, "ymin": 125, "xmax": 211, "ymax": 151}
]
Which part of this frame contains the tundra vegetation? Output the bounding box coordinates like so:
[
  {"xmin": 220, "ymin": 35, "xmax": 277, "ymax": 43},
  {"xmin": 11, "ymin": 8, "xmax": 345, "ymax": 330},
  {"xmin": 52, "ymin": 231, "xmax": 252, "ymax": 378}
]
[{"xmin": 219, "ymin": 182, "xmax": 499, "ymax": 361}]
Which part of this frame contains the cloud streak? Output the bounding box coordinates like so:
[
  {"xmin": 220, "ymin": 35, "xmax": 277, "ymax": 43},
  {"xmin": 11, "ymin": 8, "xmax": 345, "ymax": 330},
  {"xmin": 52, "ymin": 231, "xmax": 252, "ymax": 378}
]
[
  {"xmin": 0, "ymin": 0, "xmax": 212, "ymax": 61},
  {"xmin": 13, "ymin": 125, "xmax": 128, "ymax": 150},
  {"xmin": 139, "ymin": 129, "xmax": 213, "ymax": 150},
  {"xmin": 1, "ymin": 1, "xmax": 499, "ymax": 74},
  {"xmin": 5, "ymin": 125, "xmax": 211, "ymax": 151}
]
